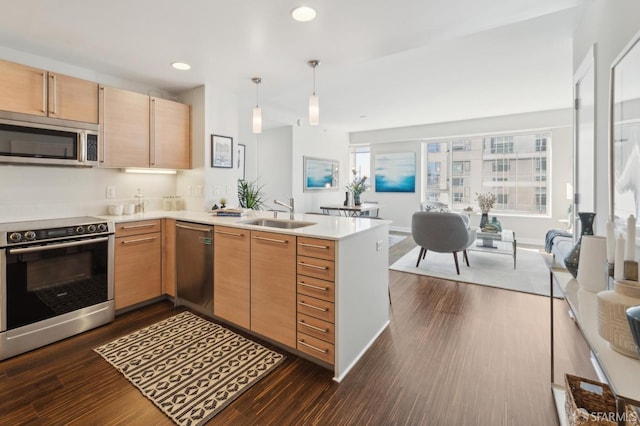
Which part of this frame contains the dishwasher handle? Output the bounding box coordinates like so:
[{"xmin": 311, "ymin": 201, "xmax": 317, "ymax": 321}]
[{"xmin": 176, "ymin": 222, "xmax": 213, "ymax": 233}]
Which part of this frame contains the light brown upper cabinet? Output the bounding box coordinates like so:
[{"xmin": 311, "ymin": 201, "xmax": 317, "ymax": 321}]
[
  {"xmin": 99, "ymin": 86, "xmax": 191, "ymax": 169},
  {"xmin": 0, "ymin": 59, "xmax": 98, "ymax": 123},
  {"xmin": 151, "ymin": 97, "xmax": 191, "ymax": 169},
  {"xmin": 99, "ymin": 85, "xmax": 150, "ymax": 168}
]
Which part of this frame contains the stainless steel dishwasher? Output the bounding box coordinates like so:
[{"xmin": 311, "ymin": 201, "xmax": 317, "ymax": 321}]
[{"xmin": 175, "ymin": 221, "xmax": 213, "ymax": 315}]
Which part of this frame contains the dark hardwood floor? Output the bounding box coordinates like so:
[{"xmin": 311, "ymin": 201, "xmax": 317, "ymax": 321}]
[{"xmin": 0, "ymin": 232, "xmax": 595, "ymax": 425}]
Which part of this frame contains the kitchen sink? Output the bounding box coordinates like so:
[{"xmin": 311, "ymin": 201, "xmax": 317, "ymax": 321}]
[{"xmin": 239, "ymin": 218, "xmax": 316, "ymax": 229}]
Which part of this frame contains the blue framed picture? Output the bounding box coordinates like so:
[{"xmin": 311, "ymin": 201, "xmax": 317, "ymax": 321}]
[
  {"xmin": 374, "ymin": 152, "xmax": 416, "ymax": 192},
  {"xmin": 303, "ymin": 156, "xmax": 339, "ymax": 191}
]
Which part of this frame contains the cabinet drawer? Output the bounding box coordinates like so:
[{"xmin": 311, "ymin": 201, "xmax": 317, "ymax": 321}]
[
  {"xmin": 297, "ymin": 294, "xmax": 334, "ymax": 323},
  {"xmin": 297, "ymin": 237, "xmax": 335, "ymax": 260},
  {"xmin": 297, "ymin": 313, "xmax": 334, "ymax": 343},
  {"xmin": 116, "ymin": 219, "xmax": 161, "ymax": 237},
  {"xmin": 297, "ymin": 332, "xmax": 334, "ymax": 365},
  {"xmin": 297, "ymin": 255, "xmax": 334, "ymax": 281},
  {"xmin": 297, "ymin": 275, "xmax": 335, "ymax": 302}
]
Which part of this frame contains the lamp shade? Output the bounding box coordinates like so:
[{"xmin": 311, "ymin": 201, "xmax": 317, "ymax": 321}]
[
  {"xmin": 577, "ymin": 235, "xmax": 607, "ymax": 292},
  {"xmin": 252, "ymin": 106, "xmax": 262, "ymax": 134},
  {"xmin": 309, "ymin": 94, "xmax": 319, "ymax": 125}
]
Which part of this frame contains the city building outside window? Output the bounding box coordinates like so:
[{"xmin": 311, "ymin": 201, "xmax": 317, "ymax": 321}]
[{"xmin": 423, "ymin": 131, "xmax": 550, "ymax": 215}]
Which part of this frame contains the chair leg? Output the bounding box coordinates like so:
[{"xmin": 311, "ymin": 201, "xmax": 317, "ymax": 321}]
[
  {"xmin": 416, "ymin": 247, "xmax": 425, "ymax": 267},
  {"xmin": 463, "ymin": 249, "xmax": 470, "ymax": 266},
  {"xmin": 453, "ymin": 252, "xmax": 460, "ymax": 275}
]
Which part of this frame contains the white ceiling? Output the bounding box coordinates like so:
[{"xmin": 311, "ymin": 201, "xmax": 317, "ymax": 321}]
[{"xmin": 0, "ymin": 0, "xmax": 589, "ymax": 132}]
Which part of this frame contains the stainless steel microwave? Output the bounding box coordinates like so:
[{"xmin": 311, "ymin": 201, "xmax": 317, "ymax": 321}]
[{"xmin": 0, "ymin": 115, "xmax": 99, "ymax": 167}]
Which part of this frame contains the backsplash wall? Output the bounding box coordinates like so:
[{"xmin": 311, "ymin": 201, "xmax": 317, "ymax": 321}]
[{"xmin": 0, "ymin": 165, "xmax": 177, "ymax": 221}]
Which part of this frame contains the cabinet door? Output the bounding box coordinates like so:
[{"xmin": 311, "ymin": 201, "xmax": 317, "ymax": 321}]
[
  {"xmin": 251, "ymin": 230, "xmax": 296, "ymax": 347},
  {"xmin": 214, "ymin": 226, "xmax": 250, "ymax": 328},
  {"xmin": 151, "ymin": 97, "xmax": 191, "ymax": 169},
  {"xmin": 114, "ymin": 232, "xmax": 161, "ymax": 309},
  {"xmin": 0, "ymin": 59, "xmax": 46, "ymax": 117},
  {"xmin": 162, "ymin": 218, "xmax": 176, "ymax": 297},
  {"xmin": 48, "ymin": 73, "xmax": 98, "ymax": 123},
  {"xmin": 99, "ymin": 85, "xmax": 150, "ymax": 167}
]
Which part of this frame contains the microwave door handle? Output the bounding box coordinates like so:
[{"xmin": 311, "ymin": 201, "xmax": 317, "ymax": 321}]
[
  {"xmin": 78, "ymin": 132, "xmax": 85, "ymax": 162},
  {"xmin": 8, "ymin": 236, "xmax": 110, "ymax": 255}
]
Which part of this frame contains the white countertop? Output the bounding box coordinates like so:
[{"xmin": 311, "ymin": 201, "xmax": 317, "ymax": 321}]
[{"xmin": 96, "ymin": 210, "xmax": 390, "ymax": 241}]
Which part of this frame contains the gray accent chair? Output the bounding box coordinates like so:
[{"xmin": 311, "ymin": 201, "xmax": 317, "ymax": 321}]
[{"xmin": 411, "ymin": 211, "xmax": 477, "ymax": 275}]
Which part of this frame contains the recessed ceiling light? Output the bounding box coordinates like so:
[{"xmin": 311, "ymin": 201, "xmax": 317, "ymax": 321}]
[
  {"xmin": 171, "ymin": 62, "xmax": 191, "ymax": 71},
  {"xmin": 291, "ymin": 6, "xmax": 316, "ymax": 22}
]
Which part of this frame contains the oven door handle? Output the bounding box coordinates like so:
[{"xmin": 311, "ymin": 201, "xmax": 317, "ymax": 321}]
[{"xmin": 7, "ymin": 236, "xmax": 111, "ymax": 255}]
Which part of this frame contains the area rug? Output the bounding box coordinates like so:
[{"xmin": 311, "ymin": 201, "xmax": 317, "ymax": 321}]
[
  {"xmin": 94, "ymin": 311, "xmax": 284, "ymax": 425},
  {"xmin": 390, "ymin": 246, "xmax": 559, "ymax": 297},
  {"xmin": 388, "ymin": 234, "xmax": 407, "ymax": 247}
]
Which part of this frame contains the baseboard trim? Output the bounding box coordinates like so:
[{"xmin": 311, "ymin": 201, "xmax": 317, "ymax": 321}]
[{"xmin": 333, "ymin": 320, "xmax": 390, "ymax": 383}]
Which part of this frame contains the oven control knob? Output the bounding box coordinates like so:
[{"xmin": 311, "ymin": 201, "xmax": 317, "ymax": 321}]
[
  {"xmin": 87, "ymin": 224, "xmax": 97, "ymax": 233},
  {"xmin": 75, "ymin": 226, "xmax": 85, "ymax": 234},
  {"xmin": 24, "ymin": 231, "xmax": 36, "ymax": 240},
  {"xmin": 97, "ymin": 223, "xmax": 108, "ymax": 232},
  {"xmin": 9, "ymin": 232, "xmax": 22, "ymax": 242}
]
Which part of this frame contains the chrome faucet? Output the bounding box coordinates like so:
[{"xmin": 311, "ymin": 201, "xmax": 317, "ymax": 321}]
[{"xmin": 274, "ymin": 197, "xmax": 294, "ymax": 219}]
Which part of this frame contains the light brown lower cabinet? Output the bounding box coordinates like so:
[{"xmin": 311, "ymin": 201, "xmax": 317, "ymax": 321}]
[
  {"xmin": 114, "ymin": 220, "xmax": 162, "ymax": 310},
  {"xmin": 250, "ymin": 230, "xmax": 297, "ymax": 347},
  {"xmin": 213, "ymin": 226, "xmax": 250, "ymax": 329}
]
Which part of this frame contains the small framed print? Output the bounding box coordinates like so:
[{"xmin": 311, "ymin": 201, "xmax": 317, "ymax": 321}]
[
  {"xmin": 211, "ymin": 134, "xmax": 233, "ymax": 168},
  {"xmin": 237, "ymin": 144, "xmax": 246, "ymax": 180}
]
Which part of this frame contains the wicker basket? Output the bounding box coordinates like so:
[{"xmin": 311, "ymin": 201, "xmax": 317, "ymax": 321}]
[{"xmin": 565, "ymin": 374, "xmax": 640, "ymax": 425}]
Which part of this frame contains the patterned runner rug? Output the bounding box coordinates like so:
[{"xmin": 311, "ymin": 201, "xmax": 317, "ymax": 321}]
[{"xmin": 94, "ymin": 311, "xmax": 284, "ymax": 425}]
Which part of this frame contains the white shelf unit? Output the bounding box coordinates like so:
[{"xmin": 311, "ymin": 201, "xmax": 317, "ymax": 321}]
[{"xmin": 548, "ymin": 258, "xmax": 640, "ymax": 425}]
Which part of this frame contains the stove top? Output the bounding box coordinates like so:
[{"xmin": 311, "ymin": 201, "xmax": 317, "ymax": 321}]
[{"xmin": 0, "ymin": 216, "xmax": 114, "ymax": 247}]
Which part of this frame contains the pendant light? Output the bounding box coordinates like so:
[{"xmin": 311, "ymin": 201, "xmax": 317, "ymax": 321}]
[
  {"xmin": 307, "ymin": 60, "xmax": 320, "ymax": 126},
  {"xmin": 252, "ymin": 77, "xmax": 262, "ymax": 134}
]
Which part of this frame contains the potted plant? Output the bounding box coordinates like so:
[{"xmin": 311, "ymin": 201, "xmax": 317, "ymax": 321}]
[
  {"xmin": 346, "ymin": 169, "xmax": 369, "ymax": 205},
  {"xmin": 237, "ymin": 179, "xmax": 265, "ymax": 210},
  {"xmin": 219, "ymin": 197, "xmax": 227, "ymax": 208},
  {"xmin": 475, "ymin": 192, "xmax": 496, "ymax": 229}
]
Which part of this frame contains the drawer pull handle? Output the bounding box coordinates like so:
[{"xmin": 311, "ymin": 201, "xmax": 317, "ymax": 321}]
[
  {"xmin": 298, "ymin": 320, "xmax": 328, "ymax": 333},
  {"xmin": 298, "ymin": 281, "xmax": 328, "ymax": 291},
  {"xmin": 122, "ymin": 236, "xmax": 157, "ymax": 245},
  {"xmin": 253, "ymin": 235, "xmax": 288, "ymax": 244},
  {"xmin": 298, "ymin": 301, "xmax": 329, "ymax": 312},
  {"xmin": 299, "ymin": 242, "xmax": 329, "ymax": 250},
  {"xmin": 298, "ymin": 339, "xmax": 329, "ymax": 354},
  {"xmin": 298, "ymin": 262, "xmax": 328, "ymax": 270},
  {"xmin": 215, "ymin": 230, "xmax": 244, "ymax": 237},
  {"xmin": 121, "ymin": 223, "xmax": 156, "ymax": 230}
]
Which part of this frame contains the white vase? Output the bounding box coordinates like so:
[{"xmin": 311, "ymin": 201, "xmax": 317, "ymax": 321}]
[
  {"xmin": 597, "ymin": 280, "xmax": 640, "ymax": 359},
  {"xmin": 576, "ymin": 235, "xmax": 607, "ymax": 292}
]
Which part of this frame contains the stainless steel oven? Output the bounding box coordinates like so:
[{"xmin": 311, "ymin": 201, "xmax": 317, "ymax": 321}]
[{"xmin": 0, "ymin": 216, "xmax": 115, "ymax": 360}]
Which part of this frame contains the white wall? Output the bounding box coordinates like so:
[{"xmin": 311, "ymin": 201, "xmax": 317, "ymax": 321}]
[
  {"xmin": 573, "ymin": 0, "xmax": 640, "ymax": 234},
  {"xmin": 177, "ymin": 85, "xmax": 206, "ymax": 212},
  {"xmin": 256, "ymin": 126, "xmax": 293, "ymax": 208},
  {"xmin": 292, "ymin": 125, "xmax": 350, "ymax": 214},
  {"xmin": 350, "ymin": 109, "xmax": 573, "ymax": 244}
]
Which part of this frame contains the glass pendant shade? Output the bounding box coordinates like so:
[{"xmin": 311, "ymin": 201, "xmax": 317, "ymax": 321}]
[
  {"xmin": 309, "ymin": 94, "xmax": 319, "ymax": 126},
  {"xmin": 252, "ymin": 106, "xmax": 262, "ymax": 134}
]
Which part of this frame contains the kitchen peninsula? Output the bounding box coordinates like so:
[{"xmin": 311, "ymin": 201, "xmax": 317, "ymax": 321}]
[{"xmin": 103, "ymin": 210, "xmax": 390, "ymax": 381}]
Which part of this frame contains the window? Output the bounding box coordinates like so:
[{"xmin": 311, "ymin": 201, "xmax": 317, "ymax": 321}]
[
  {"xmin": 350, "ymin": 146, "xmax": 371, "ymax": 185},
  {"xmin": 492, "ymin": 159, "xmax": 510, "ymax": 172},
  {"xmin": 452, "ymin": 161, "xmax": 470, "ymax": 174},
  {"xmin": 427, "ymin": 143, "xmax": 441, "ymax": 153},
  {"xmin": 490, "ymin": 136, "xmax": 514, "ymax": 154},
  {"xmin": 423, "ymin": 131, "xmax": 551, "ymax": 215},
  {"xmin": 427, "ymin": 162, "xmax": 441, "ymax": 187}
]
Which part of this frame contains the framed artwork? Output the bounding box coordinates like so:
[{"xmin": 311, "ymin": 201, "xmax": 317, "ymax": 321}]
[
  {"xmin": 237, "ymin": 144, "xmax": 246, "ymax": 180},
  {"xmin": 211, "ymin": 134, "xmax": 233, "ymax": 168},
  {"xmin": 374, "ymin": 152, "xmax": 416, "ymax": 192},
  {"xmin": 303, "ymin": 156, "xmax": 339, "ymax": 192}
]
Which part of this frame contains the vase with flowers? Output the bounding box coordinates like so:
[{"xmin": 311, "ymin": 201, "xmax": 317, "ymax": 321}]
[
  {"xmin": 346, "ymin": 169, "xmax": 369, "ymax": 206},
  {"xmin": 475, "ymin": 192, "xmax": 496, "ymax": 229}
]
